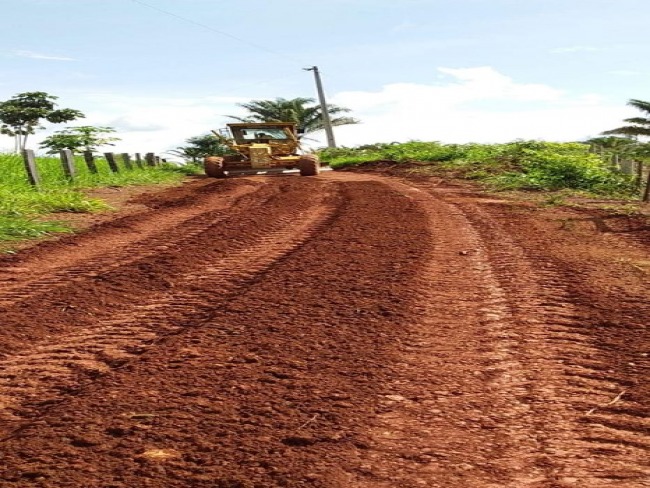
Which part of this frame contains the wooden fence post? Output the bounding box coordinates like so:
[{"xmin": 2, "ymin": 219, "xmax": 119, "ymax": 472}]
[
  {"xmin": 60, "ymin": 149, "xmax": 77, "ymax": 180},
  {"xmin": 83, "ymin": 151, "xmax": 98, "ymax": 174},
  {"xmin": 21, "ymin": 149, "xmax": 40, "ymax": 187},
  {"xmin": 145, "ymin": 152, "xmax": 156, "ymax": 167},
  {"xmin": 620, "ymin": 160, "xmax": 635, "ymax": 175},
  {"xmin": 134, "ymin": 152, "xmax": 144, "ymax": 169},
  {"xmin": 641, "ymin": 162, "xmax": 650, "ymax": 202},
  {"xmin": 121, "ymin": 153, "xmax": 133, "ymax": 170},
  {"xmin": 104, "ymin": 152, "xmax": 120, "ymax": 173}
]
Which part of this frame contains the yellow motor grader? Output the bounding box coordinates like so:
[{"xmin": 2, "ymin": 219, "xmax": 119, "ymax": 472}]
[{"xmin": 204, "ymin": 122, "xmax": 320, "ymax": 178}]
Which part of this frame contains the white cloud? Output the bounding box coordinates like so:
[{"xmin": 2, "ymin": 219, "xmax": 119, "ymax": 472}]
[
  {"xmin": 10, "ymin": 50, "xmax": 76, "ymax": 61},
  {"xmin": 108, "ymin": 116, "xmax": 166, "ymax": 132},
  {"xmin": 437, "ymin": 67, "xmax": 562, "ymax": 101},
  {"xmin": 0, "ymin": 93, "xmax": 250, "ymax": 155},
  {"xmin": 327, "ymin": 66, "xmax": 631, "ymax": 146},
  {"xmin": 0, "ymin": 67, "xmax": 633, "ymax": 155}
]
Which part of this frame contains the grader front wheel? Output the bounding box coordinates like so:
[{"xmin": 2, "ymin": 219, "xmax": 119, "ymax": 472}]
[
  {"xmin": 204, "ymin": 156, "xmax": 226, "ymax": 178},
  {"xmin": 298, "ymin": 155, "xmax": 320, "ymax": 176}
]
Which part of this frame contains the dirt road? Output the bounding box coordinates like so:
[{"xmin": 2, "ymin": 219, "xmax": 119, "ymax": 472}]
[{"xmin": 0, "ymin": 172, "xmax": 647, "ymax": 487}]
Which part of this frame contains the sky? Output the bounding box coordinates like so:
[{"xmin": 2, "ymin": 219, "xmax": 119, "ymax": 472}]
[{"xmin": 1, "ymin": 0, "xmax": 649, "ymax": 155}]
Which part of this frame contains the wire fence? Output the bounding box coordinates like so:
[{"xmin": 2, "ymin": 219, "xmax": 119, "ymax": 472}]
[{"xmin": 20, "ymin": 150, "xmax": 163, "ymax": 187}]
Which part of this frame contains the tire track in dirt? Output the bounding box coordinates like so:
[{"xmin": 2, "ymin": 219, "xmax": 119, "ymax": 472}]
[
  {"xmin": 0, "ymin": 180, "xmax": 261, "ymax": 307},
  {"xmin": 349, "ymin": 177, "xmax": 649, "ymax": 488},
  {"xmin": 347, "ymin": 180, "xmax": 547, "ymax": 487},
  {"xmin": 456, "ymin": 202, "xmax": 649, "ymax": 487},
  {"xmin": 0, "ymin": 176, "xmax": 433, "ymax": 487},
  {"xmin": 0, "ymin": 173, "xmax": 646, "ymax": 487},
  {"xmin": 0, "ymin": 180, "xmax": 290, "ymax": 358},
  {"xmin": 0, "ymin": 178, "xmax": 337, "ymax": 436}
]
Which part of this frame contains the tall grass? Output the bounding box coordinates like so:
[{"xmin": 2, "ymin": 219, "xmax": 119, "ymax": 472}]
[
  {"xmin": 0, "ymin": 153, "xmax": 194, "ymax": 244},
  {"xmin": 319, "ymin": 141, "xmax": 636, "ymax": 196}
]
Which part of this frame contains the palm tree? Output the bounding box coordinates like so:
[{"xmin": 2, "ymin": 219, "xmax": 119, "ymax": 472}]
[
  {"xmin": 226, "ymin": 97, "xmax": 359, "ymax": 139},
  {"xmin": 602, "ymin": 99, "xmax": 650, "ymax": 137},
  {"xmin": 167, "ymin": 134, "xmax": 232, "ymax": 163}
]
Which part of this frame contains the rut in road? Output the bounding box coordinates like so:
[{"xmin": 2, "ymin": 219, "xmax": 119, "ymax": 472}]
[
  {"xmin": 0, "ymin": 173, "xmax": 647, "ymax": 488},
  {"xmin": 0, "ymin": 179, "xmax": 301, "ymax": 358},
  {"xmin": 457, "ymin": 201, "xmax": 649, "ymax": 487},
  {"xmin": 0, "ymin": 179, "xmax": 261, "ymax": 308},
  {"xmin": 0, "ymin": 178, "xmax": 337, "ymax": 432},
  {"xmin": 0, "ymin": 176, "xmax": 434, "ymax": 487},
  {"xmin": 349, "ymin": 178, "xmax": 649, "ymax": 488}
]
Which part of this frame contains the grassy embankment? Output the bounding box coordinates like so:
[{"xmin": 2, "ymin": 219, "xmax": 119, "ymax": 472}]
[
  {"xmin": 0, "ymin": 153, "xmax": 196, "ymax": 245},
  {"xmin": 319, "ymin": 141, "xmax": 638, "ymax": 198}
]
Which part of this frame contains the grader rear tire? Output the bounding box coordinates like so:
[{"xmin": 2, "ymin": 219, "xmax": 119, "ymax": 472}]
[
  {"xmin": 204, "ymin": 157, "xmax": 226, "ymax": 178},
  {"xmin": 298, "ymin": 155, "xmax": 320, "ymax": 176}
]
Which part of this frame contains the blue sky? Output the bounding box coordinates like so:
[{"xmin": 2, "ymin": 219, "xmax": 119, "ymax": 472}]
[{"xmin": 1, "ymin": 0, "xmax": 649, "ymax": 153}]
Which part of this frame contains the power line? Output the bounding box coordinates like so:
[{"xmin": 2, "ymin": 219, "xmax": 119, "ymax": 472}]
[{"xmin": 130, "ymin": 0, "xmax": 306, "ymax": 66}]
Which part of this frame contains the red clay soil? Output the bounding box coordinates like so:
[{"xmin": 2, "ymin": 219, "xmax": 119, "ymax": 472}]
[{"xmin": 0, "ymin": 172, "xmax": 647, "ymax": 487}]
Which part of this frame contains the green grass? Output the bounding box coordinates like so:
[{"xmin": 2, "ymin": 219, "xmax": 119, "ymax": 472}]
[
  {"xmin": 0, "ymin": 215, "xmax": 72, "ymax": 242},
  {"xmin": 0, "ymin": 153, "xmax": 195, "ymax": 245},
  {"xmin": 319, "ymin": 141, "xmax": 461, "ymax": 167},
  {"xmin": 319, "ymin": 140, "xmax": 637, "ymax": 197}
]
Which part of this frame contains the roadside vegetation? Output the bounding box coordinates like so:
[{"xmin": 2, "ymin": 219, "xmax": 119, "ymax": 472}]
[
  {"xmin": 168, "ymin": 134, "xmax": 234, "ymax": 163},
  {"xmin": 2, "ymin": 90, "xmax": 648, "ymax": 246},
  {"xmin": 319, "ymin": 140, "xmax": 642, "ymax": 197},
  {"xmin": 0, "ymin": 152, "xmax": 189, "ymax": 244},
  {"xmin": 0, "ymin": 90, "xmax": 198, "ymax": 247}
]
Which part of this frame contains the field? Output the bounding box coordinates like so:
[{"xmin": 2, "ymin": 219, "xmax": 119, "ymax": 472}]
[{"xmin": 0, "ymin": 153, "xmax": 193, "ymax": 245}]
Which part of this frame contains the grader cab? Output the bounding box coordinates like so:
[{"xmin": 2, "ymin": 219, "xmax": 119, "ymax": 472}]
[{"xmin": 204, "ymin": 122, "xmax": 320, "ymax": 178}]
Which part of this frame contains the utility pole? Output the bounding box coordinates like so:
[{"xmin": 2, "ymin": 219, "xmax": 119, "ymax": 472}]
[{"xmin": 304, "ymin": 66, "xmax": 336, "ymax": 148}]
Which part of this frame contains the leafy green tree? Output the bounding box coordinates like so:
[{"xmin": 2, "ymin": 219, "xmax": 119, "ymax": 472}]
[
  {"xmin": 168, "ymin": 134, "xmax": 233, "ymax": 163},
  {"xmin": 39, "ymin": 126, "xmax": 120, "ymax": 154},
  {"xmin": 227, "ymin": 97, "xmax": 360, "ymax": 139},
  {"xmin": 602, "ymin": 99, "xmax": 650, "ymax": 138},
  {"xmin": 629, "ymin": 142, "xmax": 650, "ymax": 160},
  {"xmin": 0, "ymin": 92, "xmax": 85, "ymax": 152}
]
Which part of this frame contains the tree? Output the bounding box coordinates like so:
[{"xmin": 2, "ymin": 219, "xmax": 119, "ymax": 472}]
[
  {"xmin": 167, "ymin": 134, "xmax": 233, "ymax": 163},
  {"xmin": 0, "ymin": 92, "xmax": 85, "ymax": 152},
  {"xmin": 226, "ymin": 97, "xmax": 360, "ymax": 139},
  {"xmin": 602, "ymin": 99, "xmax": 650, "ymax": 138},
  {"xmin": 585, "ymin": 136, "xmax": 638, "ymax": 168},
  {"xmin": 39, "ymin": 126, "xmax": 120, "ymax": 154},
  {"xmin": 602, "ymin": 100, "xmax": 650, "ymax": 199}
]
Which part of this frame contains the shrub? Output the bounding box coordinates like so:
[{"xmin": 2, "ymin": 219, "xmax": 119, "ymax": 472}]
[{"xmin": 318, "ymin": 140, "xmax": 636, "ymax": 196}]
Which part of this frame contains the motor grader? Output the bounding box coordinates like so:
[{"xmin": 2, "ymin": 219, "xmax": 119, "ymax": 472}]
[{"xmin": 204, "ymin": 122, "xmax": 320, "ymax": 178}]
